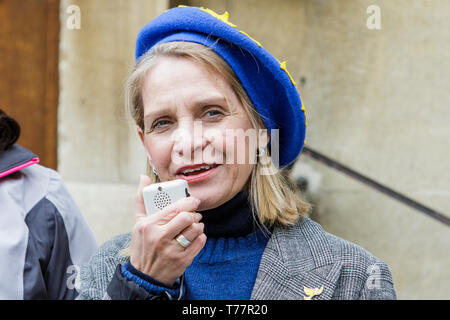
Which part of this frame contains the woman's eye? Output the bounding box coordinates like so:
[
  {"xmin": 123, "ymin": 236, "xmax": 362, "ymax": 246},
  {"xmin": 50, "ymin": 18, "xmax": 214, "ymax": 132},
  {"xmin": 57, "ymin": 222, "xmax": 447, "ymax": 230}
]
[
  {"xmin": 152, "ymin": 119, "xmax": 171, "ymax": 129},
  {"xmin": 204, "ymin": 110, "xmax": 222, "ymax": 118}
]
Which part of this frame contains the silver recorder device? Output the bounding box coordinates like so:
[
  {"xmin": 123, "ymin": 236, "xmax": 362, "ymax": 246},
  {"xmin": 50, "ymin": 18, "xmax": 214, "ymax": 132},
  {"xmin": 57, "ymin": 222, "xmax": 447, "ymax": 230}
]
[{"xmin": 142, "ymin": 179, "xmax": 190, "ymax": 215}]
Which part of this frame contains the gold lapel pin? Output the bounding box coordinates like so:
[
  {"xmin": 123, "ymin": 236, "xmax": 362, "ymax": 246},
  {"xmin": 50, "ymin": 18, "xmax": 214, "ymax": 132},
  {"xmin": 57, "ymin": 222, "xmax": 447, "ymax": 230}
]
[{"xmin": 303, "ymin": 286, "xmax": 324, "ymax": 300}]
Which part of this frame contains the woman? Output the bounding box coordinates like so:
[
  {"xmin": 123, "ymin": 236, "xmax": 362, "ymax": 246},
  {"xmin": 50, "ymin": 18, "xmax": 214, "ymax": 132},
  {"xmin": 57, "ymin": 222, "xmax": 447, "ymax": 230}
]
[
  {"xmin": 0, "ymin": 109, "xmax": 98, "ymax": 299},
  {"xmin": 78, "ymin": 6, "xmax": 396, "ymax": 300}
]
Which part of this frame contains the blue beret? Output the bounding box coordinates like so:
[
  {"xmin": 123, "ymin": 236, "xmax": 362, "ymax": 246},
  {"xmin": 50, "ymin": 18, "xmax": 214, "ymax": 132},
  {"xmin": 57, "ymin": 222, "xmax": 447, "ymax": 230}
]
[{"xmin": 135, "ymin": 6, "xmax": 307, "ymax": 168}]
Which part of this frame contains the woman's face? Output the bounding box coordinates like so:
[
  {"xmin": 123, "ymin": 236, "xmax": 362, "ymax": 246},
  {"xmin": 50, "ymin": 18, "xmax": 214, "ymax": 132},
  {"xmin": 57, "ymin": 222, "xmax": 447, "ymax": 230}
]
[{"xmin": 139, "ymin": 56, "xmax": 256, "ymax": 211}]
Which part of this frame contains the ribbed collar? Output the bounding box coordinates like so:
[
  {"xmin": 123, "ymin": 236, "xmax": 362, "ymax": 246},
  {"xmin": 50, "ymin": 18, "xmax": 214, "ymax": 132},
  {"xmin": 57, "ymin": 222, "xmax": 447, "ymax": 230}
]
[{"xmin": 198, "ymin": 189, "xmax": 257, "ymax": 238}]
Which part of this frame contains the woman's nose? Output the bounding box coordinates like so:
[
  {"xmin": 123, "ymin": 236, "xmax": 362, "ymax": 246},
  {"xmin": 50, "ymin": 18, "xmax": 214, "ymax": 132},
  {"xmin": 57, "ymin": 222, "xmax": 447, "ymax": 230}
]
[{"xmin": 171, "ymin": 120, "xmax": 208, "ymax": 163}]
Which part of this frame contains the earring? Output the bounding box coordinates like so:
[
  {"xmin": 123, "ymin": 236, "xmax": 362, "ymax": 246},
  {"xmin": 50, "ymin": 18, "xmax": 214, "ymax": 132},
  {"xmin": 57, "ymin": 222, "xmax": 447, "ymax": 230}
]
[
  {"xmin": 257, "ymin": 147, "xmax": 266, "ymax": 157},
  {"xmin": 152, "ymin": 166, "xmax": 158, "ymax": 176}
]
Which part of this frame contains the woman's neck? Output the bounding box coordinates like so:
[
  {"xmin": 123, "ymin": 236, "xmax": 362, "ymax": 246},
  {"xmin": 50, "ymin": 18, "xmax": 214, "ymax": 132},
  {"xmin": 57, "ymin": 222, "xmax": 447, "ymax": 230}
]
[{"xmin": 198, "ymin": 190, "xmax": 256, "ymax": 238}]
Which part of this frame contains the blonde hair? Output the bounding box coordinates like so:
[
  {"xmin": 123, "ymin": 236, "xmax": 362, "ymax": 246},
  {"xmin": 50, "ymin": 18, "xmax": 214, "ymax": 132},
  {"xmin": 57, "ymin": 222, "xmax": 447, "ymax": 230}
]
[{"xmin": 125, "ymin": 41, "xmax": 311, "ymax": 230}]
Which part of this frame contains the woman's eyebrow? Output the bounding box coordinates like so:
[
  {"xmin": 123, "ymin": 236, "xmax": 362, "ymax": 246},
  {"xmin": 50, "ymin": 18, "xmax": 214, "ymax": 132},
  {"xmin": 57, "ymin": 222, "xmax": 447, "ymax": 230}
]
[
  {"xmin": 144, "ymin": 95, "xmax": 228, "ymax": 120},
  {"xmin": 193, "ymin": 95, "xmax": 228, "ymax": 109},
  {"xmin": 144, "ymin": 108, "xmax": 171, "ymax": 121}
]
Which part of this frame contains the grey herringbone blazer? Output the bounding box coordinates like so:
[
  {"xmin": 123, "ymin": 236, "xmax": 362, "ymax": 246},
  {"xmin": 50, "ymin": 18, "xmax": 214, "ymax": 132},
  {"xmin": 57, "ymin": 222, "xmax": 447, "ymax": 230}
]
[{"xmin": 78, "ymin": 217, "xmax": 396, "ymax": 300}]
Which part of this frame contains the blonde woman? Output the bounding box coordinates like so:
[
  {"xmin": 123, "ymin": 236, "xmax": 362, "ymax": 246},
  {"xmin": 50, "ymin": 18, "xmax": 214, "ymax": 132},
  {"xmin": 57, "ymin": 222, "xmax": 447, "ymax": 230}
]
[{"xmin": 78, "ymin": 6, "xmax": 396, "ymax": 300}]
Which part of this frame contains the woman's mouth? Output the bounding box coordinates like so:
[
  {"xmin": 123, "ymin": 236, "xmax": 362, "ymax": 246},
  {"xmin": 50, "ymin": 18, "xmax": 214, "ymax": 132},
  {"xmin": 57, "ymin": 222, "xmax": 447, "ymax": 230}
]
[{"xmin": 175, "ymin": 164, "xmax": 221, "ymax": 182}]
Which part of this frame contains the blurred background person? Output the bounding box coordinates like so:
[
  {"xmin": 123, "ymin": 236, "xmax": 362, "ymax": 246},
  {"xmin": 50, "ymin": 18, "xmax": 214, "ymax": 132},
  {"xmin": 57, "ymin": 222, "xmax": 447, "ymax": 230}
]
[{"xmin": 0, "ymin": 109, "xmax": 98, "ymax": 299}]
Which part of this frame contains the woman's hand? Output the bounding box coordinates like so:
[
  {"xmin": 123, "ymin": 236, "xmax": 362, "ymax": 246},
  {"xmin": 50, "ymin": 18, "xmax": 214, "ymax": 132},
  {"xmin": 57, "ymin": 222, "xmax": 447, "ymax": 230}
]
[{"xmin": 129, "ymin": 175, "xmax": 207, "ymax": 287}]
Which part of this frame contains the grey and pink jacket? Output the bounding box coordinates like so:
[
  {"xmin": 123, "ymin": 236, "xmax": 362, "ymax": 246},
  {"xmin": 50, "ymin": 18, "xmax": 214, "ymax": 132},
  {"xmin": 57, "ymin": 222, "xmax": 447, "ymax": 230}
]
[{"xmin": 0, "ymin": 144, "xmax": 98, "ymax": 299}]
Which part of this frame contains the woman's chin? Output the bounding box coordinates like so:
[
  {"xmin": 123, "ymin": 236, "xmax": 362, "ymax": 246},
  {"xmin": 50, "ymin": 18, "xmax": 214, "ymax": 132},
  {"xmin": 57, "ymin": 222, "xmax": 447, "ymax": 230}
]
[{"xmin": 189, "ymin": 186, "xmax": 223, "ymax": 211}]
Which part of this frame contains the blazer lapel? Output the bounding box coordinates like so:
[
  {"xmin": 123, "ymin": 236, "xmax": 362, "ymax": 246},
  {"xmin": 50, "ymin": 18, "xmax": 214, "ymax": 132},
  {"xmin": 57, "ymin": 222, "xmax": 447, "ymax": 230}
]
[
  {"xmin": 290, "ymin": 260, "xmax": 343, "ymax": 300},
  {"xmin": 251, "ymin": 217, "xmax": 343, "ymax": 300}
]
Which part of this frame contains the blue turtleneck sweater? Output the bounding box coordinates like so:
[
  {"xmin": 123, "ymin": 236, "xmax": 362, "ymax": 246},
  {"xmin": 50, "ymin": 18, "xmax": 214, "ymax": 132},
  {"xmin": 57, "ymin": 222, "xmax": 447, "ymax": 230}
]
[{"xmin": 121, "ymin": 190, "xmax": 270, "ymax": 300}]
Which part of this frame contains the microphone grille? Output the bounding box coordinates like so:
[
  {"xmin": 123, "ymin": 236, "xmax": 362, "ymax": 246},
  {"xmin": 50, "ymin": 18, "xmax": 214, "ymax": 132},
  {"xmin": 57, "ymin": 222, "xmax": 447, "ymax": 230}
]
[{"xmin": 154, "ymin": 191, "xmax": 172, "ymax": 210}]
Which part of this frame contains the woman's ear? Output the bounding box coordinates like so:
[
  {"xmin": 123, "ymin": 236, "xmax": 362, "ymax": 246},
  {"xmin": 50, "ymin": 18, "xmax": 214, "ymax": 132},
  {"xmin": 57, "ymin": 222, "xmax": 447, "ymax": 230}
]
[
  {"xmin": 259, "ymin": 129, "xmax": 270, "ymax": 148},
  {"xmin": 137, "ymin": 126, "xmax": 153, "ymax": 164},
  {"xmin": 137, "ymin": 126, "xmax": 145, "ymax": 145}
]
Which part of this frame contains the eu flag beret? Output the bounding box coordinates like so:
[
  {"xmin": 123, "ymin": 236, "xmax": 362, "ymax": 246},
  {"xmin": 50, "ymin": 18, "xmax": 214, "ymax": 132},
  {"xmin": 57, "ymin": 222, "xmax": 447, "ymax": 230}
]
[{"xmin": 135, "ymin": 6, "xmax": 307, "ymax": 168}]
